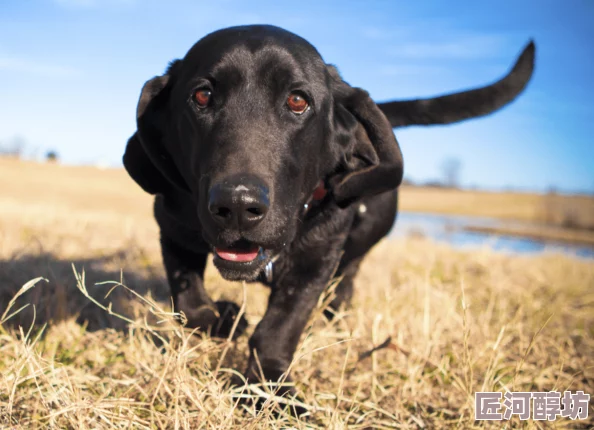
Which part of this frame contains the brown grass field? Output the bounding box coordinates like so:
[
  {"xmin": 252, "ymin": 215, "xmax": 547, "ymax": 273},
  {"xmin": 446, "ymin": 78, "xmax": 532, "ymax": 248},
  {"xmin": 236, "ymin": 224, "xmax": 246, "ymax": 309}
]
[{"xmin": 1, "ymin": 158, "xmax": 593, "ymax": 429}]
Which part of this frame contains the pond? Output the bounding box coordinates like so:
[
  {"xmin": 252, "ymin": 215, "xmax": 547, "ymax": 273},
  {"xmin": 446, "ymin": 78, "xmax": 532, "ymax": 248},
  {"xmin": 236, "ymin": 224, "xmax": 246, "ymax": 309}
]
[{"xmin": 389, "ymin": 212, "xmax": 594, "ymax": 259}]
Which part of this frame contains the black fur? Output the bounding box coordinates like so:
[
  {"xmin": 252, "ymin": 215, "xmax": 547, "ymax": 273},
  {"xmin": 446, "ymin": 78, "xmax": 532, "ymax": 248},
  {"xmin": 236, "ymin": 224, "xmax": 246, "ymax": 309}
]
[{"xmin": 123, "ymin": 25, "xmax": 535, "ymax": 405}]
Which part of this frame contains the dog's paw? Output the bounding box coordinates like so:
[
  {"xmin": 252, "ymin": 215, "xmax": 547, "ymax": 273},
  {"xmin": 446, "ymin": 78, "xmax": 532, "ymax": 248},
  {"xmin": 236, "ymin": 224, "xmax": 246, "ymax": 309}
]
[
  {"xmin": 227, "ymin": 373, "xmax": 308, "ymax": 417},
  {"xmin": 211, "ymin": 300, "xmax": 248, "ymax": 339},
  {"xmin": 177, "ymin": 304, "xmax": 218, "ymax": 332},
  {"xmin": 177, "ymin": 300, "xmax": 247, "ymax": 339}
]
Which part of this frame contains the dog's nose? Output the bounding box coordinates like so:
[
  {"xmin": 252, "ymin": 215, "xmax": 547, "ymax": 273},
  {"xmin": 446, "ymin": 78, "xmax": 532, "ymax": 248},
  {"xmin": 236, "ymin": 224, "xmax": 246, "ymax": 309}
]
[{"xmin": 208, "ymin": 175, "xmax": 270, "ymax": 230}]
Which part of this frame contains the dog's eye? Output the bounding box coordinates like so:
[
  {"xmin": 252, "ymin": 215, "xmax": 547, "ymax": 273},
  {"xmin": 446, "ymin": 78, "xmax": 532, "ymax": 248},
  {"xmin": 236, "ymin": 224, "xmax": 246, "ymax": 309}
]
[
  {"xmin": 193, "ymin": 89, "xmax": 212, "ymax": 108},
  {"xmin": 287, "ymin": 92, "xmax": 309, "ymax": 114}
]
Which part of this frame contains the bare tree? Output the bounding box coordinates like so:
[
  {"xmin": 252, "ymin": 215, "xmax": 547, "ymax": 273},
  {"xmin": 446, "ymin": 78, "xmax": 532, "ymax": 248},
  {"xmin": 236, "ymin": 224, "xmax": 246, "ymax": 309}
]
[
  {"xmin": 440, "ymin": 157, "xmax": 462, "ymax": 188},
  {"xmin": 0, "ymin": 136, "xmax": 27, "ymax": 158},
  {"xmin": 46, "ymin": 150, "xmax": 59, "ymax": 163}
]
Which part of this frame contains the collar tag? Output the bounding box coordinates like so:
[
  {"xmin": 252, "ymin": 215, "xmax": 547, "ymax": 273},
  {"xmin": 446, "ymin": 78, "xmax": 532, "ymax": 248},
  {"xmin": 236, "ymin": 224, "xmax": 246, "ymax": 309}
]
[
  {"xmin": 264, "ymin": 261, "xmax": 273, "ymax": 283},
  {"xmin": 264, "ymin": 254, "xmax": 281, "ymax": 283}
]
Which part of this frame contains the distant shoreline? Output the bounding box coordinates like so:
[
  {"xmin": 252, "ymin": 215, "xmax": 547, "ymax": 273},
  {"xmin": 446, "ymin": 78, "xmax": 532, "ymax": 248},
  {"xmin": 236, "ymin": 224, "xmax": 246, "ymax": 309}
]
[
  {"xmin": 461, "ymin": 224, "xmax": 594, "ymax": 247},
  {"xmin": 398, "ymin": 185, "xmax": 594, "ymax": 247}
]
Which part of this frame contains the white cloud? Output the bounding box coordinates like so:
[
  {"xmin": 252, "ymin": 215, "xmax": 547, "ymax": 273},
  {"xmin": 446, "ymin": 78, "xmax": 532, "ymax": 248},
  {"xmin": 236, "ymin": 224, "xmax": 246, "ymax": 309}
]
[
  {"xmin": 360, "ymin": 27, "xmax": 391, "ymax": 41},
  {"xmin": 359, "ymin": 25, "xmax": 417, "ymax": 41},
  {"xmin": 0, "ymin": 57, "xmax": 81, "ymax": 78},
  {"xmin": 358, "ymin": 19, "xmax": 511, "ymax": 61},
  {"xmin": 377, "ymin": 64, "xmax": 448, "ymax": 77},
  {"xmin": 388, "ymin": 34, "xmax": 510, "ymax": 60},
  {"xmin": 53, "ymin": 0, "xmax": 96, "ymax": 7},
  {"xmin": 52, "ymin": 0, "xmax": 137, "ymax": 8}
]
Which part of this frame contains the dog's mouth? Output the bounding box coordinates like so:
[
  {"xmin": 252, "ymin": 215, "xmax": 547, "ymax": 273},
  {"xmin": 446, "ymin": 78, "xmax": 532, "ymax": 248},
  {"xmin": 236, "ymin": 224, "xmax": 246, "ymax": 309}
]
[
  {"xmin": 214, "ymin": 245, "xmax": 261, "ymax": 262},
  {"xmin": 211, "ymin": 240, "xmax": 272, "ymax": 281}
]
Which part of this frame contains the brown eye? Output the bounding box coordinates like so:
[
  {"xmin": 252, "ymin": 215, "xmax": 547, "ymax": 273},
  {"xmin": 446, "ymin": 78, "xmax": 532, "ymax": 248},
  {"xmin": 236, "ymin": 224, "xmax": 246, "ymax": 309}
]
[
  {"xmin": 193, "ymin": 89, "xmax": 211, "ymax": 107},
  {"xmin": 287, "ymin": 92, "xmax": 309, "ymax": 114}
]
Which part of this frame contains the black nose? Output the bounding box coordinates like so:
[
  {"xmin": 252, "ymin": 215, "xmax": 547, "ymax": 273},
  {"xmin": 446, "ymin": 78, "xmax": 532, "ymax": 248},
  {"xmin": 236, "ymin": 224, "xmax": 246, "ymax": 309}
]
[{"xmin": 208, "ymin": 175, "xmax": 270, "ymax": 230}]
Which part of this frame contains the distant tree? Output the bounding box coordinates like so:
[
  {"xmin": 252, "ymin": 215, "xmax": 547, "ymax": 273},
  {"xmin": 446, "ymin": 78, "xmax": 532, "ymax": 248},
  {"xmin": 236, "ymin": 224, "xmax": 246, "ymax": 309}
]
[
  {"xmin": 440, "ymin": 157, "xmax": 462, "ymax": 188},
  {"xmin": 424, "ymin": 179, "xmax": 446, "ymax": 188},
  {"xmin": 401, "ymin": 177, "xmax": 415, "ymax": 186},
  {"xmin": 546, "ymin": 185, "xmax": 558, "ymax": 196},
  {"xmin": 46, "ymin": 150, "xmax": 59, "ymax": 163},
  {"xmin": 0, "ymin": 135, "xmax": 26, "ymax": 158}
]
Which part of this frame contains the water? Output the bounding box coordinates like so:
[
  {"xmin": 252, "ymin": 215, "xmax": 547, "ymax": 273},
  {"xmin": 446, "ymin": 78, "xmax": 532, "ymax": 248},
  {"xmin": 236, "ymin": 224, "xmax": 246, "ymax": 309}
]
[{"xmin": 389, "ymin": 212, "xmax": 594, "ymax": 259}]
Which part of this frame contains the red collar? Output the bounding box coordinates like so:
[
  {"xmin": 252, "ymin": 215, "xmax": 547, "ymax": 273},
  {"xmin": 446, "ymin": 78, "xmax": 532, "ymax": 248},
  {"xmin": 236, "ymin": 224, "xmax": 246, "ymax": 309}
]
[
  {"xmin": 311, "ymin": 180, "xmax": 327, "ymax": 201},
  {"xmin": 303, "ymin": 181, "xmax": 327, "ymax": 214}
]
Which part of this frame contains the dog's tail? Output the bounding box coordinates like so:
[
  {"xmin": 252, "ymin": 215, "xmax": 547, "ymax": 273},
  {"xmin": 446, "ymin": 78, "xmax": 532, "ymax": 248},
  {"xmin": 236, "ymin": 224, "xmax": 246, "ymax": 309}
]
[{"xmin": 376, "ymin": 40, "xmax": 535, "ymax": 128}]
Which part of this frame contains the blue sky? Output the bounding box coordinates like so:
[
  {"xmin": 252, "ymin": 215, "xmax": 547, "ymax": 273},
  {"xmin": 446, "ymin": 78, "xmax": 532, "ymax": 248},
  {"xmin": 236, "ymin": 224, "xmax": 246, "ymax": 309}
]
[{"xmin": 1, "ymin": 0, "xmax": 593, "ymax": 193}]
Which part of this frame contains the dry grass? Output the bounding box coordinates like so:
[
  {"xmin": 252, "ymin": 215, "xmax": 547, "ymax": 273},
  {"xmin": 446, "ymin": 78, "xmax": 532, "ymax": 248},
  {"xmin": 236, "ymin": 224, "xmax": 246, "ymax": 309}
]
[{"xmin": 1, "ymin": 159, "xmax": 593, "ymax": 429}]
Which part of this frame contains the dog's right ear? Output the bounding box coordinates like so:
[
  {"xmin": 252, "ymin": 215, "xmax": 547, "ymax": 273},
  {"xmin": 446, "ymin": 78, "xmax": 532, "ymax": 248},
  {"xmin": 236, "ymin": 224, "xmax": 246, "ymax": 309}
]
[
  {"xmin": 326, "ymin": 66, "xmax": 403, "ymax": 208},
  {"xmin": 123, "ymin": 61, "xmax": 190, "ymax": 194}
]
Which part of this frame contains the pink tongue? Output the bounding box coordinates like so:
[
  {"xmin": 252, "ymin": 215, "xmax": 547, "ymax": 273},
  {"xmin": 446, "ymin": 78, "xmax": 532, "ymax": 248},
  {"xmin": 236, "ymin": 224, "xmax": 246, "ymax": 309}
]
[{"xmin": 216, "ymin": 248, "xmax": 259, "ymax": 262}]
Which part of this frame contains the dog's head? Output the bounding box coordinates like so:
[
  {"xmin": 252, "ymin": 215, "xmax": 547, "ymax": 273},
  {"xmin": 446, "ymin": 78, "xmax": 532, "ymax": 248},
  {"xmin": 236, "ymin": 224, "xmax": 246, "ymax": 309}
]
[
  {"xmin": 124, "ymin": 25, "xmax": 403, "ymax": 280},
  {"xmin": 124, "ymin": 25, "xmax": 534, "ymax": 281}
]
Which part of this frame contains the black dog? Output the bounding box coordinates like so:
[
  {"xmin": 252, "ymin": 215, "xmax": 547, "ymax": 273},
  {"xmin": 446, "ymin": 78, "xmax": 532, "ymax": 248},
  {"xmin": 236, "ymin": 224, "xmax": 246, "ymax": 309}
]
[{"xmin": 124, "ymin": 25, "xmax": 534, "ymax": 395}]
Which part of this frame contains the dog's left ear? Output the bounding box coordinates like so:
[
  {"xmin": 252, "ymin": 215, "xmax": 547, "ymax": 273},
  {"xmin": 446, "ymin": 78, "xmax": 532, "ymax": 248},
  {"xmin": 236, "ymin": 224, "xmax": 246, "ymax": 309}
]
[
  {"xmin": 123, "ymin": 60, "xmax": 191, "ymax": 195},
  {"xmin": 328, "ymin": 66, "xmax": 404, "ymax": 208},
  {"xmin": 123, "ymin": 132, "xmax": 172, "ymax": 195}
]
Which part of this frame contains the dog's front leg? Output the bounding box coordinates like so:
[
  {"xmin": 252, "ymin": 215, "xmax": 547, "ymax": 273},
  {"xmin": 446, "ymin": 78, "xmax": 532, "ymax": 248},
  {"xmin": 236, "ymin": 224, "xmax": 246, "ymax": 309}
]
[
  {"xmin": 161, "ymin": 234, "xmax": 248, "ymax": 338},
  {"xmin": 244, "ymin": 211, "xmax": 352, "ymax": 399}
]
